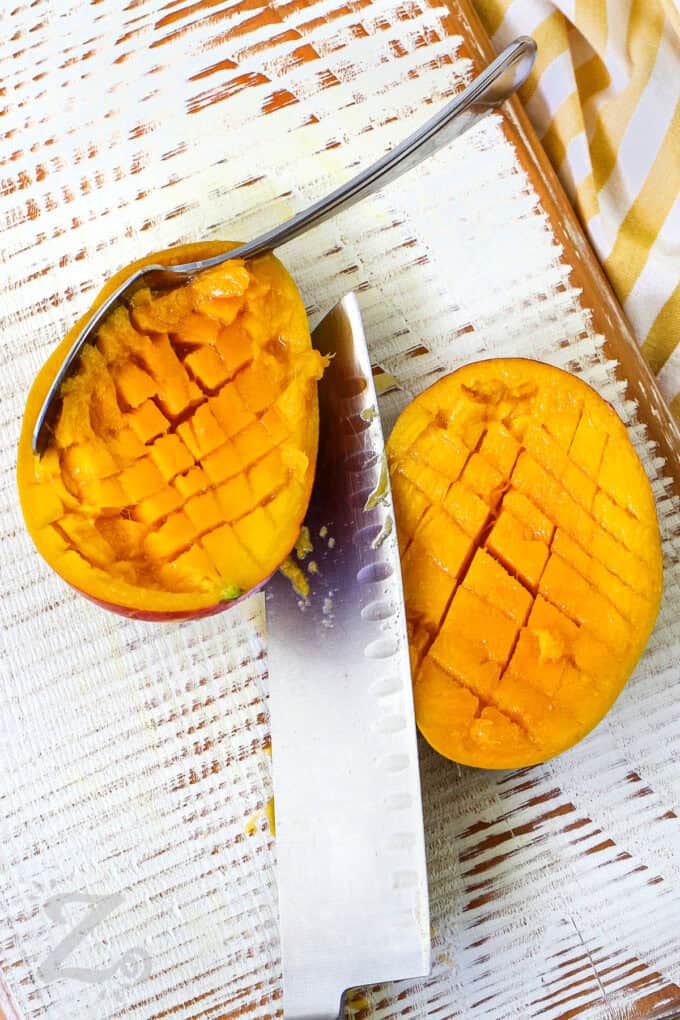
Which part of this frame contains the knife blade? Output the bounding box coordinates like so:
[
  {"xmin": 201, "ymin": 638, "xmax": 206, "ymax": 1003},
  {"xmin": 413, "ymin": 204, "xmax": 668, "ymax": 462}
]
[{"xmin": 266, "ymin": 292, "xmax": 430, "ymax": 1020}]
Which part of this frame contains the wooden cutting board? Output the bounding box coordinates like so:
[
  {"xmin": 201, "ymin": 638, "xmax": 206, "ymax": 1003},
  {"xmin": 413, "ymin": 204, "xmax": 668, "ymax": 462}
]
[{"xmin": 1, "ymin": 2, "xmax": 679, "ymax": 1019}]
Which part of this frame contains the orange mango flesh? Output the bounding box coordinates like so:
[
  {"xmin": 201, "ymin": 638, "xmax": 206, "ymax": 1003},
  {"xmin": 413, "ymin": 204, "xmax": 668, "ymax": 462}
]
[
  {"xmin": 17, "ymin": 242, "xmax": 327, "ymax": 616},
  {"xmin": 388, "ymin": 359, "xmax": 663, "ymax": 769}
]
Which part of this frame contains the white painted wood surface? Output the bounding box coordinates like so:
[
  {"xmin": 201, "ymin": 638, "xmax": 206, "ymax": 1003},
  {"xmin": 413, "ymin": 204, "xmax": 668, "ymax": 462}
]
[{"xmin": 1, "ymin": 2, "xmax": 679, "ymax": 1018}]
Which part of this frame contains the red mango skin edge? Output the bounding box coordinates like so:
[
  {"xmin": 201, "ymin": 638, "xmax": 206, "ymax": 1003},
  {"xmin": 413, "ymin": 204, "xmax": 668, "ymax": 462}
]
[{"xmin": 77, "ymin": 577, "xmax": 269, "ymax": 622}]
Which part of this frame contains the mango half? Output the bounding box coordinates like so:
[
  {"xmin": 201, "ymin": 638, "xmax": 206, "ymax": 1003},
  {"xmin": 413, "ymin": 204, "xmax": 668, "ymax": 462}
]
[
  {"xmin": 388, "ymin": 358, "xmax": 663, "ymax": 768},
  {"xmin": 17, "ymin": 242, "xmax": 326, "ymax": 619}
]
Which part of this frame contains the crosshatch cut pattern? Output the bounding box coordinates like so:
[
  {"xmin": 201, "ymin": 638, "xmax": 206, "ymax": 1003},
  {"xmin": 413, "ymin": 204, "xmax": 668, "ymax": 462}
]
[
  {"xmin": 390, "ymin": 363, "xmax": 663, "ymax": 769},
  {"xmin": 1, "ymin": 2, "xmax": 680, "ymax": 1020}
]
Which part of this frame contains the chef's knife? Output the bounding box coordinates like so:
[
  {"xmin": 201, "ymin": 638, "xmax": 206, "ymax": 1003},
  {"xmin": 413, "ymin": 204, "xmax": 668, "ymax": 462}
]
[{"xmin": 266, "ymin": 293, "xmax": 430, "ymax": 1019}]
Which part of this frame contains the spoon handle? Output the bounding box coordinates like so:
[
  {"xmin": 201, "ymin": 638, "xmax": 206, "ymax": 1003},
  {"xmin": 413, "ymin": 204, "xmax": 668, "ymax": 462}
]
[
  {"xmin": 200, "ymin": 37, "xmax": 536, "ymax": 266},
  {"xmin": 31, "ymin": 38, "xmax": 535, "ymax": 455}
]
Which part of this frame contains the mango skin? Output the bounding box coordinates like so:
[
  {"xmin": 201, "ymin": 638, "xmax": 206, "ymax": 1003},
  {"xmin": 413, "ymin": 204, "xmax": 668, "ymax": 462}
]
[{"xmin": 17, "ymin": 242, "xmax": 320, "ymax": 621}]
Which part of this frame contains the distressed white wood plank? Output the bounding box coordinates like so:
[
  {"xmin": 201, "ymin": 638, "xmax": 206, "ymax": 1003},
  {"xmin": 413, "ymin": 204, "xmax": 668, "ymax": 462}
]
[{"xmin": 1, "ymin": 2, "xmax": 679, "ymax": 1019}]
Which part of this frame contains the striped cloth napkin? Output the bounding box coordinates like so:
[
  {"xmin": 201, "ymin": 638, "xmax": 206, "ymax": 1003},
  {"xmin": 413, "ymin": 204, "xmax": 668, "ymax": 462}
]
[{"xmin": 473, "ymin": 0, "xmax": 680, "ymax": 419}]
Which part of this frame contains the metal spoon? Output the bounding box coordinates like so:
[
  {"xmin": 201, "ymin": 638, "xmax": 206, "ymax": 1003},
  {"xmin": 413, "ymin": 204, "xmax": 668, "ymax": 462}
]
[{"xmin": 32, "ymin": 36, "xmax": 536, "ymax": 455}]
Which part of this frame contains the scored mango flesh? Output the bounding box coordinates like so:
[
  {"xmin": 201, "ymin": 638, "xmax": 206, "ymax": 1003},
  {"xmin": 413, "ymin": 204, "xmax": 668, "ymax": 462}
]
[
  {"xmin": 388, "ymin": 359, "xmax": 663, "ymax": 769},
  {"xmin": 18, "ymin": 244, "xmax": 326, "ymax": 616}
]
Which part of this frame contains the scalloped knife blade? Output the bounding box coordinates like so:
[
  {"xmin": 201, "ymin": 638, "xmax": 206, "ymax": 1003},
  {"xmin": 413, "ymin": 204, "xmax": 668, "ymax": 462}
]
[{"xmin": 266, "ymin": 293, "xmax": 430, "ymax": 1020}]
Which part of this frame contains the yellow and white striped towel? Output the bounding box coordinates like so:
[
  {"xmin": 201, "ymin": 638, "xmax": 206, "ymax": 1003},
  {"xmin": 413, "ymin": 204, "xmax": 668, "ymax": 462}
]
[{"xmin": 473, "ymin": 0, "xmax": 680, "ymax": 418}]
